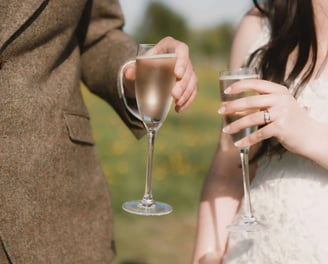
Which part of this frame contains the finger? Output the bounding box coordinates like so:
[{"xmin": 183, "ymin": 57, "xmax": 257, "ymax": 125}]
[
  {"xmin": 222, "ymin": 110, "xmax": 268, "ymax": 135},
  {"xmin": 124, "ymin": 64, "xmax": 136, "ymax": 82},
  {"xmin": 175, "ymin": 68, "xmax": 198, "ymax": 106},
  {"xmin": 123, "ymin": 65, "xmax": 136, "ymax": 98},
  {"xmin": 219, "ymin": 93, "xmax": 285, "ymax": 114},
  {"xmin": 174, "ymin": 43, "xmax": 189, "ymax": 78},
  {"xmin": 155, "ymin": 37, "xmax": 189, "ymax": 78},
  {"xmin": 234, "ymin": 123, "xmax": 275, "ymax": 148},
  {"xmin": 175, "ymin": 88, "xmax": 197, "ymax": 112},
  {"xmin": 172, "ymin": 64, "xmax": 192, "ymax": 100},
  {"xmin": 226, "ymin": 79, "xmax": 289, "ymax": 95}
]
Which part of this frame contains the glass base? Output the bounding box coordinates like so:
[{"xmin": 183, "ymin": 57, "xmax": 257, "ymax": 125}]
[
  {"xmin": 122, "ymin": 200, "xmax": 173, "ymax": 216},
  {"xmin": 227, "ymin": 216, "xmax": 264, "ymax": 232}
]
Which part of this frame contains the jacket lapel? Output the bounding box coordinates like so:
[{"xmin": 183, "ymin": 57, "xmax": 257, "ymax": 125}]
[{"xmin": 0, "ymin": 0, "xmax": 47, "ymax": 52}]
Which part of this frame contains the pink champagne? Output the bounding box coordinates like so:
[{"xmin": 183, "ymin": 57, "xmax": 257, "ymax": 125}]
[{"xmin": 135, "ymin": 53, "xmax": 176, "ymax": 130}]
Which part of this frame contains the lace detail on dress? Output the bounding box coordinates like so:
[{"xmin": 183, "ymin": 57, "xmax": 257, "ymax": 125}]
[{"xmin": 225, "ymin": 152, "xmax": 328, "ymax": 264}]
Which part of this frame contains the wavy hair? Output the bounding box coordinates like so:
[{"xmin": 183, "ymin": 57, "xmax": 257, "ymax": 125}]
[{"xmin": 250, "ymin": 0, "xmax": 317, "ymax": 158}]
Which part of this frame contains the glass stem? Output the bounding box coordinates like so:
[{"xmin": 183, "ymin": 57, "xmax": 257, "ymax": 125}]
[
  {"xmin": 141, "ymin": 129, "xmax": 156, "ymax": 207},
  {"xmin": 240, "ymin": 147, "xmax": 254, "ymax": 219}
]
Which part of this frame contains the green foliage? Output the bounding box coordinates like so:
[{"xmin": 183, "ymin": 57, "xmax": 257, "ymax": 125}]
[
  {"xmin": 134, "ymin": 2, "xmax": 236, "ymax": 60},
  {"xmin": 190, "ymin": 23, "xmax": 235, "ymax": 59},
  {"xmin": 217, "ymin": 23, "xmax": 236, "ymax": 55},
  {"xmin": 135, "ymin": 2, "xmax": 189, "ymax": 43}
]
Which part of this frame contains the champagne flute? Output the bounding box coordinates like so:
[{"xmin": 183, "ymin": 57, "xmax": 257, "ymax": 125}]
[
  {"xmin": 119, "ymin": 44, "xmax": 176, "ymax": 216},
  {"xmin": 219, "ymin": 67, "xmax": 263, "ymax": 232}
]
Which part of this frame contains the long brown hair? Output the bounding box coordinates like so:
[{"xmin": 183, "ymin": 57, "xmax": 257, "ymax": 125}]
[{"xmin": 250, "ymin": 0, "xmax": 317, "ymax": 158}]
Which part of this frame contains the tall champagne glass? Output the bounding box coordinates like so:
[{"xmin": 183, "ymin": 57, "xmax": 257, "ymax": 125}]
[
  {"xmin": 119, "ymin": 44, "xmax": 176, "ymax": 216},
  {"xmin": 219, "ymin": 67, "xmax": 262, "ymax": 232}
]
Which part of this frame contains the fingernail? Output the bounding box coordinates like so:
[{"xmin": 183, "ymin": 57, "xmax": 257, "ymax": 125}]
[
  {"xmin": 222, "ymin": 125, "xmax": 230, "ymax": 133},
  {"xmin": 224, "ymin": 86, "xmax": 232, "ymax": 94},
  {"xmin": 218, "ymin": 106, "xmax": 226, "ymax": 114},
  {"xmin": 234, "ymin": 140, "xmax": 242, "ymax": 147}
]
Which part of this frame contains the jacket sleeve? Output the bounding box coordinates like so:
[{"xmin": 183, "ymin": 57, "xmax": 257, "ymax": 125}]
[{"xmin": 79, "ymin": 0, "xmax": 145, "ymax": 139}]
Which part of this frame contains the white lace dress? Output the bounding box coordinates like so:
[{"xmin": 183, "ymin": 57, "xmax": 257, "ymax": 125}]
[{"xmin": 224, "ymin": 22, "xmax": 328, "ymax": 264}]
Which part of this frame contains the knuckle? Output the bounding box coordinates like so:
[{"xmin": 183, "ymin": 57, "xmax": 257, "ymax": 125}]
[{"xmin": 164, "ymin": 36, "xmax": 174, "ymax": 43}]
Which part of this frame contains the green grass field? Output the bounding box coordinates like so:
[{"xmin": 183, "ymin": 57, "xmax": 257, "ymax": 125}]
[{"xmin": 82, "ymin": 61, "xmax": 224, "ymax": 264}]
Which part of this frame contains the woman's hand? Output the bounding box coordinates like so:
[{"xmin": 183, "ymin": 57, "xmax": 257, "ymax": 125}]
[{"xmin": 218, "ymin": 79, "xmax": 316, "ymax": 156}]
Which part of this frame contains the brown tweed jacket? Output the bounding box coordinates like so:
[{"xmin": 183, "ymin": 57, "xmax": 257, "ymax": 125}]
[{"xmin": 0, "ymin": 0, "xmax": 144, "ymax": 263}]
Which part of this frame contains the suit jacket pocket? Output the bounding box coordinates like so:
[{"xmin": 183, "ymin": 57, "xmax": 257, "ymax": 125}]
[{"xmin": 63, "ymin": 111, "xmax": 95, "ymax": 145}]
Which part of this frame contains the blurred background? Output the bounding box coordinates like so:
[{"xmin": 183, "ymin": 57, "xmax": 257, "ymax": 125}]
[{"xmin": 82, "ymin": 1, "xmax": 252, "ymax": 263}]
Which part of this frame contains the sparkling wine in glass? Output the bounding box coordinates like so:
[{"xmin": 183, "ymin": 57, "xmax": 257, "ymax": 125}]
[
  {"xmin": 219, "ymin": 67, "xmax": 263, "ymax": 232},
  {"xmin": 119, "ymin": 44, "xmax": 176, "ymax": 216}
]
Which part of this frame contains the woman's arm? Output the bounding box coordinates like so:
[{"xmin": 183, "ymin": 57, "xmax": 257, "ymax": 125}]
[
  {"xmin": 192, "ymin": 127, "xmax": 259, "ymax": 263},
  {"xmin": 192, "ymin": 8, "xmax": 264, "ymax": 263},
  {"xmin": 192, "ymin": 131, "xmax": 246, "ymax": 263}
]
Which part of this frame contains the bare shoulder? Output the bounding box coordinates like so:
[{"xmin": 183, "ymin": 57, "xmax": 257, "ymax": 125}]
[{"xmin": 229, "ymin": 7, "xmax": 266, "ymax": 69}]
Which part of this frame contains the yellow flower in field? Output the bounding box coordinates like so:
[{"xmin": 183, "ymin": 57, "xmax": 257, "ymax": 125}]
[
  {"xmin": 117, "ymin": 161, "xmax": 129, "ymax": 174},
  {"xmin": 156, "ymin": 140, "xmax": 166, "ymax": 151},
  {"xmin": 185, "ymin": 135, "xmax": 198, "ymax": 146},
  {"xmin": 111, "ymin": 142, "xmax": 128, "ymax": 155},
  {"xmin": 103, "ymin": 165, "xmax": 113, "ymax": 182},
  {"xmin": 154, "ymin": 168, "xmax": 166, "ymax": 180}
]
